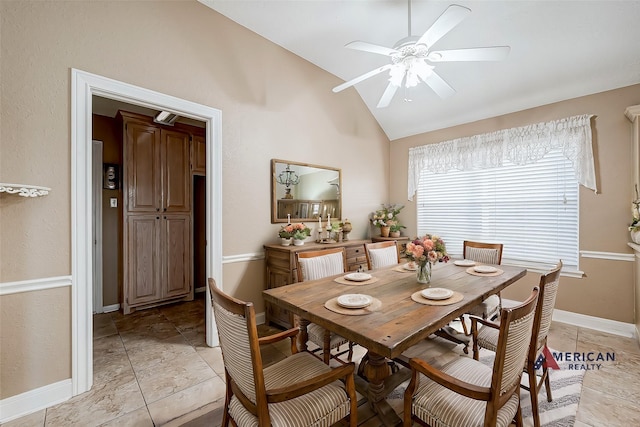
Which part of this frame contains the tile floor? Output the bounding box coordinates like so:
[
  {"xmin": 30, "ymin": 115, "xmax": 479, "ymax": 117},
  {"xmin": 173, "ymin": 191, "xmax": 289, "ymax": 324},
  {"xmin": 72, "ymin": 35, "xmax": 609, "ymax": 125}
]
[{"xmin": 3, "ymin": 292, "xmax": 640, "ymax": 426}]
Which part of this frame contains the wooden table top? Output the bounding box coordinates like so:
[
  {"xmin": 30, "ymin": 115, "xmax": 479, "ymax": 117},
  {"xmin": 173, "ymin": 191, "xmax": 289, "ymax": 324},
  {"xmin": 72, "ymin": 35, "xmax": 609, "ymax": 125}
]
[{"xmin": 263, "ymin": 262, "xmax": 526, "ymax": 358}]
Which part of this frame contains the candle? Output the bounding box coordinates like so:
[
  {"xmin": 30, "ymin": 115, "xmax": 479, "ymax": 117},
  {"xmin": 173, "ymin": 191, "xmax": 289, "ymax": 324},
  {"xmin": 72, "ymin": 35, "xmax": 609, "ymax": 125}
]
[
  {"xmin": 287, "ymin": 214, "xmax": 291, "ymax": 224},
  {"xmin": 318, "ymin": 216, "xmax": 322, "ymax": 229}
]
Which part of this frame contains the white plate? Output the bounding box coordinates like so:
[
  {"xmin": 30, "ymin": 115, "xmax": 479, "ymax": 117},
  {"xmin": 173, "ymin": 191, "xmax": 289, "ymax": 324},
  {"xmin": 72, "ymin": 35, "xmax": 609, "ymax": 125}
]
[
  {"xmin": 421, "ymin": 288, "xmax": 454, "ymax": 300},
  {"xmin": 337, "ymin": 294, "xmax": 372, "ymax": 309},
  {"xmin": 403, "ymin": 263, "xmax": 418, "ymax": 271},
  {"xmin": 474, "ymin": 265, "xmax": 498, "ymax": 273},
  {"xmin": 454, "ymin": 259, "xmax": 476, "ymax": 267},
  {"xmin": 344, "ymin": 272, "xmax": 372, "ymax": 282}
]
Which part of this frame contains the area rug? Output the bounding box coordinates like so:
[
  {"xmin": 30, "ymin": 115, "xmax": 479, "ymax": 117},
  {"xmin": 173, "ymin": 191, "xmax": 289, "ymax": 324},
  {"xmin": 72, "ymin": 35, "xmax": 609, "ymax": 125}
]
[{"xmin": 389, "ymin": 348, "xmax": 585, "ymax": 427}]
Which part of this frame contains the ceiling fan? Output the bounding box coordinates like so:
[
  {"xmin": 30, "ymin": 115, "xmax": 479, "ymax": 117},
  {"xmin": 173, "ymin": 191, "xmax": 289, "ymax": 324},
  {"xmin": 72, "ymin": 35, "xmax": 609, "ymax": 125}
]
[{"xmin": 332, "ymin": 1, "xmax": 510, "ymax": 108}]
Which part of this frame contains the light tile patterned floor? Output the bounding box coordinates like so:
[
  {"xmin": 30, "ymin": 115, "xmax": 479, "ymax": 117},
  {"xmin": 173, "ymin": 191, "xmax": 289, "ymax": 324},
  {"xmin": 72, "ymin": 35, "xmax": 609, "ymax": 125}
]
[{"xmin": 2, "ymin": 293, "xmax": 639, "ymax": 426}]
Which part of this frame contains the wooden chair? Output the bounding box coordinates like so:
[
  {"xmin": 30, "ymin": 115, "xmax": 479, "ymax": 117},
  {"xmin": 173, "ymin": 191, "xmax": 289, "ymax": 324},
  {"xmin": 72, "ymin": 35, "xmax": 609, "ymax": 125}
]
[
  {"xmin": 433, "ymin": 241, "xmax": 504, "ymax": 352},
  {"xmin": 209, "ymin": 278, "xmax": 357, "ymax": 427},
  {"xmin": 403, "ymin": 287, "xmax": 539, "ymax": 427},
  {"xmin": 365, "ymin": 240, "xmax": 400, "ymax": 270},
  {"xmin": 472, "ymin": 261, "xmax": 562, "ymax": 427},
  {"xmin": 296, "ymin": 247, "xmax": 354, "ymax": 364}
]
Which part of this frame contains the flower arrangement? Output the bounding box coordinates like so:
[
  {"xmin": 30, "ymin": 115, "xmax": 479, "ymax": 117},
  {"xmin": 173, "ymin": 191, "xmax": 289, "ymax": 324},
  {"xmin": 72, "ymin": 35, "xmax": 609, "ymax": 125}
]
[
  {"xmin": 387, "ymin": 220, "xmax": 406, "ymax": 233},
  {"xmin": 370, "ymin": 204, "xmax": 404, "ymax": 228},
  {"xmin": 278, "ymin": 223, "xmax": 310, "ymax": 239},
  {"xmin": 630, "ymin": 200, "xmax": 640, "ymax": 232},
  {"xmin": 405, "ymin": 234, "xmax": 449, "ymax": 266}
]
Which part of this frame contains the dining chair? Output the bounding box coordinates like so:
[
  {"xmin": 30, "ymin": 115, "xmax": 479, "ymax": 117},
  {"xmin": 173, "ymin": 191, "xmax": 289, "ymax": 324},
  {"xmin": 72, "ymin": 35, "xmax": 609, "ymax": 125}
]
[
  {"xmin": 472, "ymin": 261, "xmax": 562, "ymax": 427},
  {"xmin": 209, "ymin": 278, "xmax": 358, "ymax": 427},
  {"xmin": 296, "ymin": 247, "xmax": 354, "ymax": 364},
  {"xmin": 365, "ymin": 240, "xmax": 400, "ymax": 270},
  {"xmin": 432, "ymin": 241, "xmax": 504, "ymax": 352},
  {"xmin": 403, "ymin": 287, "xmax": 539, "ymax": 427}
]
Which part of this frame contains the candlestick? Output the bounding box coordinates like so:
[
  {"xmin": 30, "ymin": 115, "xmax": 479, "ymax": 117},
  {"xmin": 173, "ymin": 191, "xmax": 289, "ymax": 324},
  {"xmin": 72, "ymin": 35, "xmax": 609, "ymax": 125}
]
[{"xmin": 287, "ymin": 214, "xmax": 291, "ymax": 224}]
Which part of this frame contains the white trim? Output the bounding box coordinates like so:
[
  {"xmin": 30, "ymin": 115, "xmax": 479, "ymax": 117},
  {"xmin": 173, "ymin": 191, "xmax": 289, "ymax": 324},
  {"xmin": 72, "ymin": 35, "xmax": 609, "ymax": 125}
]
[
  {"xmin": 503, "ymin": 298, "xmax": 636, "ymax": 338},
  {"xmin": 0, "ymin": 276, "xmax": 72, "ymax": 296},
  {"xmin": 92, "ymin": 140, "xmax": 103, "ymax": 314},
  {"xmin": 222, "ymin": 252, "xmax": 265, "ymax": 264},
  {"xmin": 102, "ymin": 304, "xmax": 120, "ymax": 313},
  {"xmin": 71, "ymin": 69, "xmax": 223, "ymax": 397},
  {"xmin": 580, "ymin": 250, "xmax": 634, "ymax": 262},
  {"xmin": 0, "ymin": 379, "xmax": 72, "ymax": 424},
  {"xmin": 256, "ymin": 312, "xmax": 266, "ymax": 325}
]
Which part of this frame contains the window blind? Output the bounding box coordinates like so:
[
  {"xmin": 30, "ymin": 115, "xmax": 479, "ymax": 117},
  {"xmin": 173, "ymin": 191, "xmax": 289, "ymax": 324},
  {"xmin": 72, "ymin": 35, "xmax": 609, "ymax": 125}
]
[{"xmin": 417, "ymin": 148, "xmax": 579, "ymax": 270}]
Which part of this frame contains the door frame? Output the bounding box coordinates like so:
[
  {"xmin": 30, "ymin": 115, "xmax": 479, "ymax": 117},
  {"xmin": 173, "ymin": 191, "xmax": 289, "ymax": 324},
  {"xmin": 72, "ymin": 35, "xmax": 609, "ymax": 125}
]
[
  {"xmin": 71, "ymin": 69, "xmax": 223, "ymax": 395},
  {"xmin": 92, "ymin": 140, "xmax": 103, "ymax": 314}
]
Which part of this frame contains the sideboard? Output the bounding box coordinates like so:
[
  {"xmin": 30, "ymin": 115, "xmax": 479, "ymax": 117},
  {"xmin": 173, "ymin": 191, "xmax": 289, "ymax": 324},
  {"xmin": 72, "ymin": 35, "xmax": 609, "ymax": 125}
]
[{"xmin": 264, "ymin": 239, "xmax": 370, "ymax": 328}]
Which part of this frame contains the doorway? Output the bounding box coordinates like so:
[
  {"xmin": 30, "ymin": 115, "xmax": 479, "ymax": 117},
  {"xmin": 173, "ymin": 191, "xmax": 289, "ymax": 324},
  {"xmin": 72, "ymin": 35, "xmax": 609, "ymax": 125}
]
[{"xmin": 71, "ymin": 69, "xmax": 223, "ymax": 396}]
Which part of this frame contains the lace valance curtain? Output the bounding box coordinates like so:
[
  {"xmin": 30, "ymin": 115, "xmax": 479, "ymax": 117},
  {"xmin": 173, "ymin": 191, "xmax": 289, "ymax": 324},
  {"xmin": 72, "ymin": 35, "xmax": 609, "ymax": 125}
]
[{"xmin": 407, "ymin": 114, "xmax": 596, "ymax": 200}]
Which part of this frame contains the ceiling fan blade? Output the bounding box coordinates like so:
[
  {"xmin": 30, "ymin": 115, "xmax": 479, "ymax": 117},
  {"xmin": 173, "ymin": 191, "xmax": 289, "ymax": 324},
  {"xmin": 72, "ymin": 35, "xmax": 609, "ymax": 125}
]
[
  {"xmin": 422, "ymin": 71, "xmax": 456, "ymax": 99},
  {"xmin": 428, "ymin": 46, "xmax": 511, "ymax": 62},
  {"xmin": 332, "ymin": 64, "xmax": 393, "ymax": 93},
  {"xmin": 377, "ymin": 83, "xmax": 399, "ymax": 108},
  {"xmin": 416, "ymin": 4, "xmax": 471, "ymax": 48},
  {"xmin": 345, "ymin": 41, "xmax": 398, "ymax": 56}
]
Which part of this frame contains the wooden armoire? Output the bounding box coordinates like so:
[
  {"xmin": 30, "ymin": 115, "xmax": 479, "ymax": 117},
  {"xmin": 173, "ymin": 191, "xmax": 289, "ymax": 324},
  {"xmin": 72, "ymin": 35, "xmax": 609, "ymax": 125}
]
[{"xmin": 118, "ymin": 111, "xmax": 201, "ymax": 314}]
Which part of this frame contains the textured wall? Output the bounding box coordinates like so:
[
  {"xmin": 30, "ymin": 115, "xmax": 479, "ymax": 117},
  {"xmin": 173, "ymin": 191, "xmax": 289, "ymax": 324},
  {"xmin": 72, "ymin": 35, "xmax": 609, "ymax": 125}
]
[
  {"xmin": 0, "ymin": 0, "xmax": 389, "ymax": 399},
  {"xmin": 390, "ymin": 84, "xmax": 640, "ymax": 323}
]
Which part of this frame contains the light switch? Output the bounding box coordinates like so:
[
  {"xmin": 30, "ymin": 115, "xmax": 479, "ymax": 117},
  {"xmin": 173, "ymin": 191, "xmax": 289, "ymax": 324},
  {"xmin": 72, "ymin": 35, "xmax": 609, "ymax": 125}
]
[{"xmin": 110, "ymin": 198, "xmax": 118, "ymax": 208}]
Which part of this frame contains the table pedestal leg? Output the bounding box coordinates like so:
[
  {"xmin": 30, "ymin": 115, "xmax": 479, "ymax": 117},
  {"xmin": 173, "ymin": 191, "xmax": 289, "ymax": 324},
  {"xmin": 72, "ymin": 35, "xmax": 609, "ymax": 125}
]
[{"xmin": 363, "ymin": 352, "xmax": 402, "ymax": 427}]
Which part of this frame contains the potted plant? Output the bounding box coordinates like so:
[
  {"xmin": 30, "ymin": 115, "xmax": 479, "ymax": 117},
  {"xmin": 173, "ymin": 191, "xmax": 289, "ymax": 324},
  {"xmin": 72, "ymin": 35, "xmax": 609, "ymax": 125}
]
[
  {"xmin": 291, "ymin": 223, "xmax": 311, "ymax": 246},
  {"xmin": 278, "ymin": 224, "xmax": 295, "ymax": 246},
  {"xmin": 387, "ymin": 220, "xmax": 406, "ymax": 238},
  {"xmin": 630, "ymin": 200, "xmax": 640, "ymax": 244},
  {"xmin": 370, "ymin": 204, "xmax": 404, "ymax": 237}
]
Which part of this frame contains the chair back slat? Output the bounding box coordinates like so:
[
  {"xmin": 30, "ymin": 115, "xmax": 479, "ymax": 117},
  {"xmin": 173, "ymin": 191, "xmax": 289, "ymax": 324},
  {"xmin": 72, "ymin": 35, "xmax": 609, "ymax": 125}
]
[
  {"xmin": 297, "ymin": 248, "xmax": 346, "ymax": 281},
  {"xmin": 491, "ymin": 288, "xmax": 539, "ymax": 397},
  {"xmin": 209, "ymin": 279, "xmax": 263, "ymax": 405},
  {"xmin": 463, "ymin": 241, "xmax": 503, "ymax": 265},
  {"xmin": 366, "ymin": 241, "xmax": 400, "ymax": 270},
  {"xmin": 533, "ymin": 261, "xmax": 563, "ymax": 352}
]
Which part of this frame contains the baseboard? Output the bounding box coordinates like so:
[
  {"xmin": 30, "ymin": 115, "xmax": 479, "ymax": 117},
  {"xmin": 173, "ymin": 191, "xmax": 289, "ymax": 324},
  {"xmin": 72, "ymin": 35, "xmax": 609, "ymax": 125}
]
[
  {"xmin": 0, "ymin": 379, "xmax": 72, "ymax": 423},
  {"xmin": 256, "ymin": 312, "xmax": 266, "ymax": 325},
  {"xmin": 102, "ymin": 304, "xmax": 119, "ymax": 313},
  {"xmin": 503, "ymin": 298, "xmax": 636, "ymax": 338}
]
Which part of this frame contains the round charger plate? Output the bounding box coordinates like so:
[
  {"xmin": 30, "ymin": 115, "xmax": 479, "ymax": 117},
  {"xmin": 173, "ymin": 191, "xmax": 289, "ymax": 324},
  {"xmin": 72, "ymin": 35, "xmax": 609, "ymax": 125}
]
[
  {"xmin": 474, "ymin": 265, "xmax": 498, "ymax": 273},
  {"xmin": 336, "ymin": 294, "xmax": 372, "ymax": 309},
  {"xmin": 344, "ymin": 272, "xmax": 372, "ymax": 282},
  {"xmin": 421, "ymin": 287, "xmax": 454, "ymax": 300},
  {"xmin": 454, "ymin": 259, "xmax": 476, "ymax": 267}
]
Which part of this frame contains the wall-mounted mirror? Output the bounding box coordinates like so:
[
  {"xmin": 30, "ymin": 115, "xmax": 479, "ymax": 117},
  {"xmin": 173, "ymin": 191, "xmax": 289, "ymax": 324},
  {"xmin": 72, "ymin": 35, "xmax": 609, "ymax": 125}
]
[{"xmin": 271, "ymin": 159, "xmax": 341, "ymax": 223}]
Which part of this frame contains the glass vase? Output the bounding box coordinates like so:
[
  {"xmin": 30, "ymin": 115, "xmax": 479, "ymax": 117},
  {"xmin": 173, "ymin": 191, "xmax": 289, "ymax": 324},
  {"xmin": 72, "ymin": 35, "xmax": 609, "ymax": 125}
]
[{"xmin": 416, "ymin": 262, "xmax": 432, "ymax": 284}]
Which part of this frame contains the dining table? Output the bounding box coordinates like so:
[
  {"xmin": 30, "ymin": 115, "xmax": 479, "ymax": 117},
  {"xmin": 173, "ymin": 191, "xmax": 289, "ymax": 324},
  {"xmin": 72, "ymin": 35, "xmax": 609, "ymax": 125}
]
[{"xmin": 262, "ymin": 260, "xmax": 527, "ymax": 427}]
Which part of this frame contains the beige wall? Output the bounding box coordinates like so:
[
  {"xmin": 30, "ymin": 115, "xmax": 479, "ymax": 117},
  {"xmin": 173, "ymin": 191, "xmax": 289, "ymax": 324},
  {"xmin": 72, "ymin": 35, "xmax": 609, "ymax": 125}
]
[
  {"xmin": 390, "ymin": 84, "xmax": 640, "ymax": 323},
  {"xmin": 0, "ymin": 1, "xmax": 389, "ymax": 399}
]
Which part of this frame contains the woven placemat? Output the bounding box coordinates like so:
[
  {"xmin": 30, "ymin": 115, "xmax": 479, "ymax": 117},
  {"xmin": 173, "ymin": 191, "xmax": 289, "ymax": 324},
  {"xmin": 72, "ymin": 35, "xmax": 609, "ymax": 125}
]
[
  {"xmin": 324, "ymin": 296, "xmax": 382, "ymax": 315},
  {"xmin": 465, "ymin": 267, "xmax": 504, "ymax": 277},
  {"xmin": 334, "ymin": 276, "xmax": 380, "ymax": 286},
  {"xmin": 411, "ymin": 290, "xmax": 464, "ymax": 306},
  {"xmin": 392, "ymin": 266, "xmax": 416, "ymax": 273}
]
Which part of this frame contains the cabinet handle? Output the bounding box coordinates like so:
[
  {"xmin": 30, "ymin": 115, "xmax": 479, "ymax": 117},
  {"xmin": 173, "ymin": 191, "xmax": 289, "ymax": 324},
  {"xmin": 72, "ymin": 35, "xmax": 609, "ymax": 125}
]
[
  {"xmin": 156, "ymin": 208, "xmax": 160, "ymax": 212},
  {"xmin": 163, "ymin": 208, "xmax": 167, "ymax": 212},
  {"xmin": 156, "ymin": 216, "xmax": 160, "ymax": 219}
]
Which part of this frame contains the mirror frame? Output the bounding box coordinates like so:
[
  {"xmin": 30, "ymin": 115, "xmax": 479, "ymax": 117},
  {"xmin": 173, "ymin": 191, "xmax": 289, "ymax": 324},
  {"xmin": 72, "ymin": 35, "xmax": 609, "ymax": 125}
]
[{"xmin": 271, "ymin": 159, "xmax": 342, "ymax": 224}]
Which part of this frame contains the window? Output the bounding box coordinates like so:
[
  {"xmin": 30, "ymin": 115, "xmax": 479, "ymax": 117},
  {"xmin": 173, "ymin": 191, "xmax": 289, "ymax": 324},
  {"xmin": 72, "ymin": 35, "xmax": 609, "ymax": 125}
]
[{"xmin": 417, "ymin": 148, "xmax": 579, "ymax": 271}]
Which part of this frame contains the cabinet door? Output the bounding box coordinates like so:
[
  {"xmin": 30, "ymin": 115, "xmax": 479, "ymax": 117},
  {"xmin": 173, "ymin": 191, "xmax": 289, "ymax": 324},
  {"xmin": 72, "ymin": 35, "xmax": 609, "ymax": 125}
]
[
  {"xmin": 125, "ymin": 122, "xmax": 161, "ymax": 212},
  {"xmin": 162, "ymin": 129, "xmax": 191, "ymax": 212},
  {"xmin": 192, "ymin": 133, "xmax": 206, "ymax": 175},
  {"xmin": 162, "ymin": 214, "xmax": 191, "ymax": 298},
  {"xmin": 127, "ymin": 215, "xmax": 161, "ymax": 305}
]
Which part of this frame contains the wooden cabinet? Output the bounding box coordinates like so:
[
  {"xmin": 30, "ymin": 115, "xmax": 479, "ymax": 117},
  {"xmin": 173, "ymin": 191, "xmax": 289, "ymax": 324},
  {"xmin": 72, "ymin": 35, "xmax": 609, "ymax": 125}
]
[
  {"xmin": 263, "ymin": 240, "xmax": 370, "ymax": 328},
  {"xmin": 120, "ymin": 111, "xmax": 193, "ymax": 314},
  {"xmin": 191, "ymin": 132, "xmax": 206, "ymax": 175}
]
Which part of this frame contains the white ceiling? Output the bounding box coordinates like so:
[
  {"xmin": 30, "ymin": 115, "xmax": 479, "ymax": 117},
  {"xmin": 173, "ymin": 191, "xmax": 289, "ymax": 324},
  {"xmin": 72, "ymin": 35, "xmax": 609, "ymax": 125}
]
[{"xmin": 200, "ymin": 0, "xmax": 640, "ymax": 140}]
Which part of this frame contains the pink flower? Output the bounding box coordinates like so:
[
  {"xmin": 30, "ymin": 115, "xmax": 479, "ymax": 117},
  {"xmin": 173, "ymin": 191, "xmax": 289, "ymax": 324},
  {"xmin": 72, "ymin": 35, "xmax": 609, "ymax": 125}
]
[{"xmin": 428, "ymin": 251, "xmax": 439, "ymax": 263}]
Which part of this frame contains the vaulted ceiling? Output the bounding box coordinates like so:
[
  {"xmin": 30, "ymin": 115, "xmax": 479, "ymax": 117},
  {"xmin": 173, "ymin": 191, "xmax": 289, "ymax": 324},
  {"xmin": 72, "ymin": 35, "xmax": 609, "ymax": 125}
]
[{"xmin": 200, "ymin": 0, "xmax": 640, "ymax": 140}]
